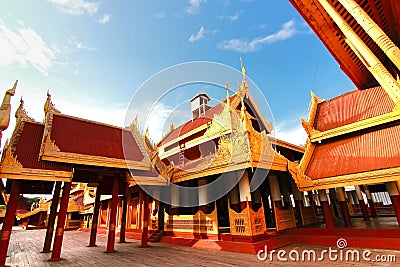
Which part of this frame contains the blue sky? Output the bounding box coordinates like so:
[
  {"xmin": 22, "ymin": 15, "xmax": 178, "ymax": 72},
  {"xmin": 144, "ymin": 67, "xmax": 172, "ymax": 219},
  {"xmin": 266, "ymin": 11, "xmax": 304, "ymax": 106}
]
[{"xmin": 0, "ymin": 0, "xmax": 355, "ymax": 145}]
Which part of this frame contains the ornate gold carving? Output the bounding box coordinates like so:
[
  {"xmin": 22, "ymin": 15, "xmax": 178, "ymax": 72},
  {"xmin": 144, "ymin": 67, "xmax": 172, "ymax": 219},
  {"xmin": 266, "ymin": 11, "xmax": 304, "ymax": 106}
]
[
  {"xmin": 43, "ymin": 134, "xmax": 61, "ymax": 154},
  {"xmin": 301, "ymin": 91, "xmax": 323, "ymax": 138},
  {"xmin": 164, "ymin": 206, "xmax": 219, "ymax": 235},
  {"xmin": 1, "ymin": 146, "xmax": 22, "ymax": 169},
  {"xmin": 228, "ymin": 199, "xmax": 266, "ymax": 236}
]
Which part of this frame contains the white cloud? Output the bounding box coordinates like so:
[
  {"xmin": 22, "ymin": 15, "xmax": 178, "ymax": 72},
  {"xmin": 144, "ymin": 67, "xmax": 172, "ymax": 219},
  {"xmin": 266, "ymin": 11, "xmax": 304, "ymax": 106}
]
[
  {"xmin": 189, "ymin": 26, "xmax": 205, "ymax": 42},
  {"xmin": 186, "ymin": 0, "xmax": 207, "ymax": 14},
  {"xmin": 47, "ymin": 0, "xmax": 99, "ymax": 16},
  {"xmin": 75, "ymin": 41, "xmax": 96, "ymax": 51},
  {"xmin": 274, "ymin": 114, "xmax": 308, "ymax": 146},
  {"xmin": 0, "ymin": 20, "xmax": 56, "ymax": 75},
  {"xmin": 218, "ymin": 11, "xmax": 242, "ymax": 21},
  {"xmin": 97, "ymin": 13, "xmax": 111, "ymax": 24},
  {"xmin": 68, "ymin": 35, "xmax": 96, "ymax": 51},
  {"xmin": 218, "ymin": 19, "xmax": 296, "ymax": 53}
]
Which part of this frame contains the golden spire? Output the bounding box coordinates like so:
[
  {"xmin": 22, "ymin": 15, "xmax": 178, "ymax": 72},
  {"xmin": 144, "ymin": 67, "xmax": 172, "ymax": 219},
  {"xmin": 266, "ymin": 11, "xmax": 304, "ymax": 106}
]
[
  {"xmin": 225, "ymin": 81, "xmax": 230, "ymax": 106},
  {"xmin": 0, "ymin": 80, "xmax": 18, "ymax": 132},
  {"xmin": 240, "ymin": 57, "xmax": 246, "ymax": 78}
]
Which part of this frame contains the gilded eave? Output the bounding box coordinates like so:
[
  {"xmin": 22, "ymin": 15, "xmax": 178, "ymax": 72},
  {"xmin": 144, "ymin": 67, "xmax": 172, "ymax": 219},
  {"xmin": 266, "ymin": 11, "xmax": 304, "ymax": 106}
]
[{"xmin": 0, "ymin": 145, "xmax": 73, "ymax": 182}]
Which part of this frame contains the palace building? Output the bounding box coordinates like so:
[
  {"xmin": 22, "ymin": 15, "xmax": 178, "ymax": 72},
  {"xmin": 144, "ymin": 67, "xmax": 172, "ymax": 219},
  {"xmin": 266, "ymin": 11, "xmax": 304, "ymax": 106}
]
[{"xmin": 0, "ymin": 0, "xmax": 400, "ymax": 265}]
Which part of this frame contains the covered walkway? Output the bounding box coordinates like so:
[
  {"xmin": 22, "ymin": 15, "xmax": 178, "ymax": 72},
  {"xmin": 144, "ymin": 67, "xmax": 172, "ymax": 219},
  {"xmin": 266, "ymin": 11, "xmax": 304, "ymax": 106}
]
[{"xmin": 4, "ymin": 228, "xmax": 400, "ymax": 266}]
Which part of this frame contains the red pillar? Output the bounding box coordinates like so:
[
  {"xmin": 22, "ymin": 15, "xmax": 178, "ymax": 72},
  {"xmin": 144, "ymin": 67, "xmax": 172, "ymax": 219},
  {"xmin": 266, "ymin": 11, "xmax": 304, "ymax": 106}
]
[
  {"xmin": 318, "ymin": 189, "xmax": 334, "ymax": 229},
  {"xmin": 336, "ymin": 187, "xmax": 352, "ymax": 227},
  {"xmin": 364, "ymin": 185, "xmax": 377, "ymax": 218},
  {"xmin": 0, "ymin": 180, "xmax": 20, "ymax": 267},
  {"xmin": 106, "ymin": 175, "xmax": 119, "ymax": 253},
  {"xmin": 119, "ymin": 182, "xmax": 129, "ymax": 243},
  {"xmin": 50, "ymin": 182, "xmax": 71, "ymax": 261},
  {"xmin": 386, "ymin": 182, "xmax": 400, "ymax": 226},
  {"xmin": 88, "ymin": 185, "xmax": 101, "ymax": 247},
  {"xmin": 140, "ymin": 193, "xmax": 151, "ymax": 248},
  {"xmin": 42, "ymin": 181, "xmax": 62, "ymax": 253},
  {"xmin": 355, "ymin": 186, "xmax": 369, "ymax": 221}
]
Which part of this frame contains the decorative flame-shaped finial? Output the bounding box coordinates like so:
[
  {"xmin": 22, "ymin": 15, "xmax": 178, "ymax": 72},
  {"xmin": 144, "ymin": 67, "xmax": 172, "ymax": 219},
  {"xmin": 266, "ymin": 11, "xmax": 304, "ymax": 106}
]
[{"xmin": 240, "ymin": 57, "xmax": 246, "ymax": 78}]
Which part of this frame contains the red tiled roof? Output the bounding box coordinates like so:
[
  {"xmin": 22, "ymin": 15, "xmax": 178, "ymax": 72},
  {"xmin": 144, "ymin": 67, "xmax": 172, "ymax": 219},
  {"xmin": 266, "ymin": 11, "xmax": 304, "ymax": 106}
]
[
  {"xmin": 306, "ymin": 124, "xmax": 400, "ymax": 178},
  {"xmin": 50, "ymin": 114, "xmax": 144, "ymax": 161},
  {"xmin": 314, "ymin": 86, "xmax": 394, "ymax": 132},
  {"xmin": 158, "ymin": 102, "xmax": 225, "ymax": 146},
  {"xmin": 14, "ymin": 122, "xmax": 71, "ymax": 171}
]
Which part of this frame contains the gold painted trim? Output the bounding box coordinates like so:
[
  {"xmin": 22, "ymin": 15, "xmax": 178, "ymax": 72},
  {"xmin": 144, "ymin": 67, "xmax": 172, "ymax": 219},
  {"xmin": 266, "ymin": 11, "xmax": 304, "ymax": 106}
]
[
  {"xmin": 310, "ymin": 109, "xmax": 400, "ymax": 142},
  {"xmin": 293, "ymin": 165, "xmax": 400, "ymax": 192}
]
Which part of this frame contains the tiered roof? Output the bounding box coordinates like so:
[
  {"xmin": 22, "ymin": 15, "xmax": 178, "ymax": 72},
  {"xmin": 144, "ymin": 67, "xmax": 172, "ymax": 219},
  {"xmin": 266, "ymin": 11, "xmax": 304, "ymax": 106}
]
[{"xmin": 290, "ymin": 86, "xmax": 400, "ymax": 191}]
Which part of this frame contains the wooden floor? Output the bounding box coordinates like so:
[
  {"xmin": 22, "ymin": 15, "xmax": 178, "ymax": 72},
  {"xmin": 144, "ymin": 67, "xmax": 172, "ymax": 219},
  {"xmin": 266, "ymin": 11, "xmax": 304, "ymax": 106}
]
[{"xmin": 5, "ymin": 227, "xmax": 400, "ymax": 266}]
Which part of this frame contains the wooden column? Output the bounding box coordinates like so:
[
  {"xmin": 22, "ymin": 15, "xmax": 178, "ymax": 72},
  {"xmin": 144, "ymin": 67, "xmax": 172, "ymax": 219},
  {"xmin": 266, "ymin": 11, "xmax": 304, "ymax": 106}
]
[
  {"xmin": 291, "ymin": 181, "xmax": 303, "ymax": 227},
  {"xmin": 386, "ymin": 182, "xmax": 400, "ymax": 226},
  {"xmin": 50, "ymin": 182, "xmax": 71, "ymax": 261},
  {"xmin": 318, "ymin": 189, "xmax": 334, "ymax": 228},
  {"xmin": 317, "ymin": 0, "xmax": 400, "ymax": 104},
  {"xmin": 280, "ymin": 177, "xmax": 290, "ymax": 208},
  {"xmin": 106, "ymin": 175, "xmax": 119, "ymax": 253},
  {"xmin": 140, "ymin": 193, "xmax": 151, "ymax": 248},
  {"xmin": 88, "ymin": 185, "xmax": 101, "ymax": 247},
  {"xmin": 328, "ymin": 188, "xmax": 340, "ymax": 218},
  {"xmin": 363, "ymin": 185, "xmax": 377, "ymax": 218},
  {"xmin": 268, "ymin": 175, "xmax": 282, "ymax": 209},
  {"xmin": 119, "ymin": 182, "xmax": 129, "ymax": 243},
  {"xmin": 337, "ymin": 0, "xmax": 400, "ymax": 71},
  {"xmin": 42, "ymin": 181, "xmax": 62, "ymax": 253},
  {"xmin": 238, "ymin": 170, "xmax": 252, "ymax": 209},
  {"xmin": 355, "ymin": 185, "xmax": 369, "ymax": 220},
  {"xmin": 336, "ymin": 187, "xmax": 352, "ymax": 227},
  {"xmin": 291, "ymin": 182, "xmax": 303, "ymax": 227},
  {"xmin": 0, "ymin": 180, "xmax": 20, "ymax": 267},
  {"xmin": 229, "ymin": 185, "xmax": 240, "ymax": 212}
]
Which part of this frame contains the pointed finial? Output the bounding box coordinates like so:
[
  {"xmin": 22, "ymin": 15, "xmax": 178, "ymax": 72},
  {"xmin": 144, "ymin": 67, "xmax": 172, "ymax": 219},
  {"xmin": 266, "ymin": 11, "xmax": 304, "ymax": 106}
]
[
  {"xmin": 225, "ymin": 81, "xmax": 230, "ymax": 106},
  {"xmin": 7, "ymin": 80, "xmax": 18, "ymax": 96},
  {"xmin": 169, "ymin": 114, "xmax": 175, "ymax": 131},
  {"xmin": 240, "ymin": 57, "xmax": 246, "ymax": 78},
  {"xmin": 44, "ymin": 90, "xmax": 60, "ymax": 116}
]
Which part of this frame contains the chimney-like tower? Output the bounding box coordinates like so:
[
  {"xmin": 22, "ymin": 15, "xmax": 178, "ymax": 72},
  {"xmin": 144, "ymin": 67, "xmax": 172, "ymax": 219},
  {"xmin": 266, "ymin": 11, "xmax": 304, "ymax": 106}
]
[{"xmin": 189, "ymin": 93, "xmax": 211, "ymax": 120}]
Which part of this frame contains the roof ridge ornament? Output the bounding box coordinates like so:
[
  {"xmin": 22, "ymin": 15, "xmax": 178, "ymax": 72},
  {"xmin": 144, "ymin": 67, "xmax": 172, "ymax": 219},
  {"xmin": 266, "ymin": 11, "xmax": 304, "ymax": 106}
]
[
  {"xmin": 15, "ymin": 97, "xmax": 34, "ymax": 123},
  {"xmin": 238, "ymin": 57, "xmax": 248, "ymax": 97},
  {"xmin": 44, "ymin": 91, "xmax": 61, "ymax": 117}
]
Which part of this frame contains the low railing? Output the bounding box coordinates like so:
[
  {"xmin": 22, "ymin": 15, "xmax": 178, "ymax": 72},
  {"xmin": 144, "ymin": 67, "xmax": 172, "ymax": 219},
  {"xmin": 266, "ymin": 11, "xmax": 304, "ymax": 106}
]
[
  {"xmin": 164, "ymin": 206, "xmax": 218, "ymax": 235},
  {"xmin": 228, "ymin": 199, "xmax": 266, "ymax": 236}
]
